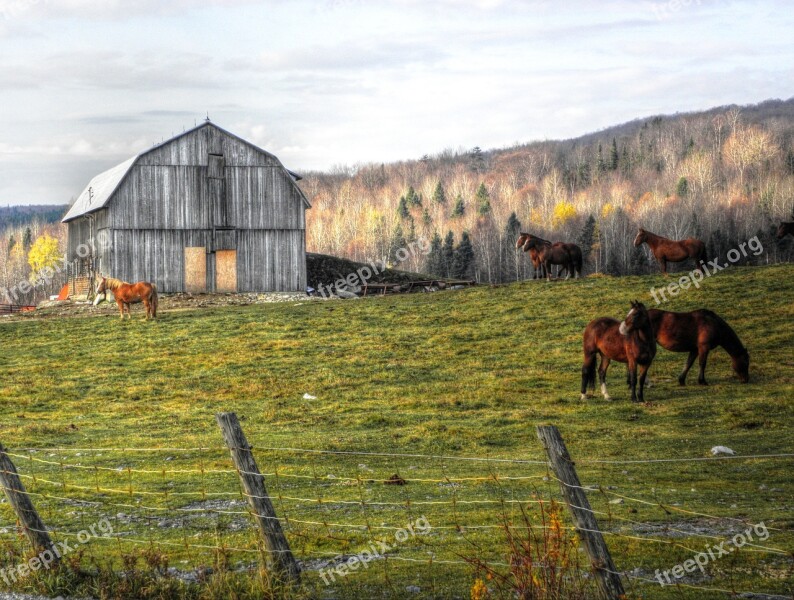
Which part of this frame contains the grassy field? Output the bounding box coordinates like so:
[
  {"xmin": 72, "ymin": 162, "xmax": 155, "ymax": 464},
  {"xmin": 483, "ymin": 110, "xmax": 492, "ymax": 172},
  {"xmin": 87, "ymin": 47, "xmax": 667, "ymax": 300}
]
[{"xmin": 1, "ymin": 264, "xmax": 792, "ymax": 599}]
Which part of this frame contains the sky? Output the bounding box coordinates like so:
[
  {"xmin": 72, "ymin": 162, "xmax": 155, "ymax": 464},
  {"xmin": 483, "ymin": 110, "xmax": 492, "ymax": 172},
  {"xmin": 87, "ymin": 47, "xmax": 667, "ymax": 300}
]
[{"xmin": 0, "ymin": 0, "xmax": 792, "ymax": 207}]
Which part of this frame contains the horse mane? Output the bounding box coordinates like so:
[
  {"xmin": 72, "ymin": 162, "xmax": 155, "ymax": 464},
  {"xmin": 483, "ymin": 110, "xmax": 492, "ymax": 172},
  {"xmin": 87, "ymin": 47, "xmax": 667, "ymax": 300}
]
[{"xmin": 104, "ymin": 277, "xmax": 128, "ymax": 290}]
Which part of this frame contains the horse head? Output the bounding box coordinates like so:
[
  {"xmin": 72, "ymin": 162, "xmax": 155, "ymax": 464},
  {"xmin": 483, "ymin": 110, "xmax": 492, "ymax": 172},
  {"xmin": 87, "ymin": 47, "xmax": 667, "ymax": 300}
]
[
  {"xmin": 732, "ymin": 348, "xmax": 750, "ymax": 383},
  {"xmin": 619, "ymin": 300, "xmax": 649, "ymax": 336},
  {"xmin": 515, "ymin": 233, "xmax": 529, "ymax": 249},
  {"xmin": 633, "ymin": 228, "xmax": 647, "ymax": 247}
]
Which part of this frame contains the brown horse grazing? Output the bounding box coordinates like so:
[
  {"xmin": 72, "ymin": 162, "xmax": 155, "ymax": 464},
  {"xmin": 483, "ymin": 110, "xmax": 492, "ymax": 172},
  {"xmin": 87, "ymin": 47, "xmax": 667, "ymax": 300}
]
[
  {"xmin": 648, "ymin": 309, "xmax": 749, "ymax": 385},
  {"xmin": 97, "ymin": 277, "xmax": 158, "ymax": 320},
  {"xmin": 634, "ymin": 228, "xmax": 707, "ymax": 275},
  {"xmin": 581, "ymin": 301, "xmax": 656, "ymax": 403},
  {"xmin": 777, "ymin": 221, "xmax": 794, "ymax": 238}
]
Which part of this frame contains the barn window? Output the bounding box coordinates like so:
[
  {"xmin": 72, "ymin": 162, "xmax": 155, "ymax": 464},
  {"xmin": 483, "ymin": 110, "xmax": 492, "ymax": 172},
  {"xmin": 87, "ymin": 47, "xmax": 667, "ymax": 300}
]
[{"xmin": 208, "ymin": 153, "xmax": 225, "ymax": 179}]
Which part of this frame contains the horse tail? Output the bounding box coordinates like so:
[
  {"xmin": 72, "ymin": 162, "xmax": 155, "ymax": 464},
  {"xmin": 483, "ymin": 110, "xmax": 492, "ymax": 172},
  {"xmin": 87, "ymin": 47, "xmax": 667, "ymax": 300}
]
[
  {"xmin": 697, "ymin": 241, "xmax": 708, "ymax": 269},
  {"xmin": 151, "ymin": 284, "xmax": 158, "ymax": 318},
  {"xmin": 573, "ymin": 246, "xmax": 583, "ymax": 277}
]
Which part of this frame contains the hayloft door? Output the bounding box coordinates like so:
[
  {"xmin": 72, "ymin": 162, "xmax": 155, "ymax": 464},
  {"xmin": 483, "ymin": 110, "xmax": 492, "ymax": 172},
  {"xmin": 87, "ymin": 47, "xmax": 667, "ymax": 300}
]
[
  {"xmin": 184, "ymin": 247, "xmax": 207, "ymax": 293},
  {"xmin": 215, "ymin": 250, "xmax": 237, "ymax": 293}
]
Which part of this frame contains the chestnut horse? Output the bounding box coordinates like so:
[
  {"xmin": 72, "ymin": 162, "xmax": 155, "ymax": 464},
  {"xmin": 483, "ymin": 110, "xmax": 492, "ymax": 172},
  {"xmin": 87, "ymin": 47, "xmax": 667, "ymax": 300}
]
[
  {"xmin": 516, "ymin": 233, "xmax": 549, "ymax": 279},
  {"xmin": 633, "ymin": 228, "xmax": 707, "ymax": 275},
  {"xmin": 648, "ymin": 308, "xmax": 749, "ymax": 385},
  {"xmin": 777, "ymin": 221, "xmax": 794, "ymax": 238},
  {"xmin": 97, "ymin": 277, "xmax": 158, "ymax": 320},
  {"xmin": 581, "ymin": 300, "xmax": 656, "ymax": 403}
]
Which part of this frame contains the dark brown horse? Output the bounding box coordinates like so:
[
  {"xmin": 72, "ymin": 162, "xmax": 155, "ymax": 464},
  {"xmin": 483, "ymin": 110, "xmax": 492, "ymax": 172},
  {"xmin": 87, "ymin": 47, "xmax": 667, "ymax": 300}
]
[
  {"xmin": 517, "ymin": 233, "xmax": 582, "ymax": 279},
  {"xmin": 581, "ymin": 301, "xmax": 656, "ymax": 403},
  {"xmin": 777, "ymin": 221, "xmax": 794, "ymax": 239},
  {"xmin": 648, "ymin": 309, "xmax": 749, "ymax": 385},
  {"xmin": 634, "ymin": 228, "xmax": 707, "ymax": 275},
  {"xmin": 97, "ymin": 277, "xmax": 158, "ymax": 320}
]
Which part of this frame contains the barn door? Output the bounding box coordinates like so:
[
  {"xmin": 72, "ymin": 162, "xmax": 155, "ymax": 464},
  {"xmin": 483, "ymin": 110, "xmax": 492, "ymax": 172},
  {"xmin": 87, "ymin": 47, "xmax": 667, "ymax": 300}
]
[
  {"xmin": 184, "ymin": 247, "xmax": 207, "ymax": 293},
  {"xmin": 216, "ymin": 250, "xmax": 237, "ymax": 293}
]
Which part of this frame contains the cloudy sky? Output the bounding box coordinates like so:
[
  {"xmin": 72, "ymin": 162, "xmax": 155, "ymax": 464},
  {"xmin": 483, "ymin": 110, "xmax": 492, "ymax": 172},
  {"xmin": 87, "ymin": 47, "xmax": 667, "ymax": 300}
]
[{"xmin": 0, "ymin": 0, "xmax": 791, "ymax": 207}]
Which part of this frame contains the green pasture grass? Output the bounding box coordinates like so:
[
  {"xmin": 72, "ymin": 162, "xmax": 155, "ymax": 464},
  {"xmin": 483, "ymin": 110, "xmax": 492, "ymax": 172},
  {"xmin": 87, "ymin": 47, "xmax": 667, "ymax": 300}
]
[{"xmin": 0, "ymin": 264, "xmax": 792, "ymax": 599}]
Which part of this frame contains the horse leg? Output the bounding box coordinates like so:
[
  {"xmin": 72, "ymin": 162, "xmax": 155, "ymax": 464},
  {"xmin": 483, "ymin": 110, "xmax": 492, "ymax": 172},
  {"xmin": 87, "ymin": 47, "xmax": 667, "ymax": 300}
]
[
  {"xmin": 581, "ymin": 353, "xmax": 597, "ymax": 401},
  {"xmin": 659, "ymin": 258, "xmax": 668, "ymax": 276},
  {"xmin": 117, "ymin": 300, "xmax": 124, "ymax": 320},
  {"xmin": 628, "ymin": 360, "xmax": 639, "ymax": 402},
  {"xmin": 679, "ymin": 351, "xmax": 697, "ymax": 385},
  {"xmin": 598, "ymin": 356, "xmax": 611, "ymax": 400},
  {"xmin": 143, "ymin": 299, "xmax": 151, "ymax": 320},
  {"xmin": 697, "ymin": 346, "xmax": 709, "ymax": 385},
  {"xmin": 638, "ymin": 364, "xmax": 650, "ymax": 402}
]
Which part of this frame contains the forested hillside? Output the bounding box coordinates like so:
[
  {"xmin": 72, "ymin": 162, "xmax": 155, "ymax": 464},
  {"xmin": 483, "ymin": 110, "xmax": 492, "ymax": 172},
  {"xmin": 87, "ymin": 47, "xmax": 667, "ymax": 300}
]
[{"xmin": 301, "ymin": 98, "xmax": 794, "ymax": 280}]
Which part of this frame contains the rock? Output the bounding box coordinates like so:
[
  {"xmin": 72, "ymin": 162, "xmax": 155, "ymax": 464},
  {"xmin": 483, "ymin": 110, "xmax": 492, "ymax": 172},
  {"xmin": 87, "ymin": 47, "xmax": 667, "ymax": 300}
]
[
  {"xmin": 303, "ymin": 393, "xmax": 317, "ymax": 400},
  {"xmin": 405, "ymin": 585, "xmax": 421, "ymax": 593},
  {"xmin": 711, "ymin": 446, "xmax": 736, "ymax": 456},
  {"xmin": 609, "ymin": 498, "xmax": 624, "ymax": 504}
]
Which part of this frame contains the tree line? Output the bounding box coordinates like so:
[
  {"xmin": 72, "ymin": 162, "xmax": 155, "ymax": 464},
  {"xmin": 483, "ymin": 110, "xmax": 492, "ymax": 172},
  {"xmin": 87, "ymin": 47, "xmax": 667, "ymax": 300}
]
[{"xmin": 300, "ymin": 99, "xmax": 794, "ymax": 281}]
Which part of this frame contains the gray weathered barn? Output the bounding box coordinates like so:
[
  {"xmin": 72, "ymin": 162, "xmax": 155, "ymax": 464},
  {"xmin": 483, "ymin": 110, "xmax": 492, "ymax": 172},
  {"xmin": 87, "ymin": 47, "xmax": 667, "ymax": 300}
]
[{"xmin": 63, "ymin": 122, "xmax": 310, "ymax": 293}]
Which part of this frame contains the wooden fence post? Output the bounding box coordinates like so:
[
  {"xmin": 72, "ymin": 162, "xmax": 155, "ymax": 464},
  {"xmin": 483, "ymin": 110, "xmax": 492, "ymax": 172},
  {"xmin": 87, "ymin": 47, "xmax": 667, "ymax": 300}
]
[
  {"xmin": 215, "ymin": 413, "xmax": 300, "ymax": 584},
  {"xmin": 0, "ymin": 444, "xmax": 58, "ymax": 560},
  {"xmin": 536, "ymin": 425, "xmax": 624, "ymax": 600}
]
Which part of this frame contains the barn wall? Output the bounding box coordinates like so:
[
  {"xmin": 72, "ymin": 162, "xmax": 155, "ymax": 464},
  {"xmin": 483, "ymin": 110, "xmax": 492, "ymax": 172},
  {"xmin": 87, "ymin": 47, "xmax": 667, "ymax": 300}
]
[
  {"xmin": 110, "ymin": 229, "xmax": 306, "ymax": 292},
  {"xmin": 108, "ymin": 165, "xmax": 304, "ymax": 230},
  {"xmin": 66, "ymin": 210, "xmax": 109, "ymax": 260},
  {"xmin": 238, "ymin": 230, "xmax": 306, "ymax": 292},
  {"xmin": 111, "ymin": 229, "xmax": 214, "ymax": 293}
]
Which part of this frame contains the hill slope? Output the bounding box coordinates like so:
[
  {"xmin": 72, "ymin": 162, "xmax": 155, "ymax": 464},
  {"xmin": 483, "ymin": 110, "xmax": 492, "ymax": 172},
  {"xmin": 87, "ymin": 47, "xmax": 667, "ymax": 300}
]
[{"xmin": 1, "ymin": 264, "xmax": 791, "ymax": 599}]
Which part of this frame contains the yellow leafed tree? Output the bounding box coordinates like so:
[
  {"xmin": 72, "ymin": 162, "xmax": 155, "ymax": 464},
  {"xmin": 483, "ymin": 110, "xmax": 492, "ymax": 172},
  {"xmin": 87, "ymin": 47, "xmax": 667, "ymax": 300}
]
[
  {"xmin": 551, "ymin": 201, "xmax": 577, "ymax": 228},
  {"xmin": 28, "ymin": 234, "xmax": 62, "ymax": 283}
]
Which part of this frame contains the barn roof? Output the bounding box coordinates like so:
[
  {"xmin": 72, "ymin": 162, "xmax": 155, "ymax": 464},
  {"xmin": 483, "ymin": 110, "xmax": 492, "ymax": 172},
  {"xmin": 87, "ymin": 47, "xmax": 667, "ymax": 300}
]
[
  {"xmin": 62, "ymin": 122, "xmax": 309, "ymax": 223},
  {"xmin": 62, "ymin": 155, "xmax": 138, "ymax": 222}
]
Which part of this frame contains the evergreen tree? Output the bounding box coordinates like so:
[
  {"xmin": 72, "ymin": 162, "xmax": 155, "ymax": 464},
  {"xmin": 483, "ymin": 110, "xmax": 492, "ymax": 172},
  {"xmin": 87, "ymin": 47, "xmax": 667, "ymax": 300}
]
[
  {"xmin": 451, "ymin": 194, "xmax": 465, "ymax": 218},
  {"xmin": 397, "ymin": 196, "xmax": 409, "ymax": 219},
  {"xmin": 421, "ymin": 208, "xmax": 432, "ymax": 227},
  {"xmin": 577, "ymin": 215, "xmax": 596, "ymax": 263},
  {"xmin": 389, "ymin": 224, "xmax": 407, "ymax": 264},
  {"xmin": 609, "ymin": 138, "xmax": 619, "ymax": 171},
  {"xmin": 596, "ymin": 144, "xmax": 606, "ymax": 174},
  {"xmin": 676, "ymin": 177, "xmax": 689, "ymax": 198},
  {"xmin": 23, "ymin": 228, "xmax": 32, "ymax": 250},
  {"xmin": 630, "ymin": 245, "xmax": 648, "ymax": 275},
  {"xmin": 506, "ymin": 212, "xmax": 521, "ymax": 236},
  {"xmin": 606, "ymin": 247, "xmax": 621, "ymax": 275},
  {"xmin": 475, "ymin": 183, "xmax": 491, "ymax": 215},
  {"xmin": 405, "ymin": 186, "xmax": 421, "ymax": 207},
  {"xmin": 407, "ymin": 218, "xmax": 416, "ymax": 243},
  {"xmin": 432, "ymin": 181, "xmax": 447, "ymax": 205},
  {"xmin": 470, "ymin": 146, "xmax": 485, "ymax": 172},
  {"xmin": 690, "ymin": 210, "xmax": 702, "ymax": 238},
  {"xmin": 786, "ymin": 149, "xmax": 794, "ymax": 175},
  {"xmin": 452, "ymin": 232, "xmax": 475, "ymax": 279},
  {"xmin": 7, "ymin": 234, "xmax": 16, "ymax": 257},
  {"xmin": 424, "ymin": 232, "xmax": 443, "ymax": 276},
  {"xmin": 442, "ymin": 231, "xmax": 455, "ymax": 277}
]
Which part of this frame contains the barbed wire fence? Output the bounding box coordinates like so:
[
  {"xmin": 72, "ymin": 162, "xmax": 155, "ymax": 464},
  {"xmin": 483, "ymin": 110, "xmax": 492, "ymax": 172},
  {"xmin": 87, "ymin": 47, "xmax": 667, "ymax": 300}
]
[{"xmin": 0, "ymin": 414, "xmax": 792, "ymax": 599}]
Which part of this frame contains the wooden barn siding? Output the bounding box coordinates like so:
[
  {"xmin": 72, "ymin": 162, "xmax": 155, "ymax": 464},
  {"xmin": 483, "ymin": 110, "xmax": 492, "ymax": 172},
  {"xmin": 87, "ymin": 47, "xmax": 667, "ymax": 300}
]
[
  {"xmin": 111, "ymin": 230, "xmax": 213, "ymax": 293},
  {"xmin": 238, "ymin": 230, "xmax": 306, "ymax": 292},
  {"xmin": 66, "ymin": 210, "xmax": 108, "ymax": 259},
  {"xmin": 111, "ymin": 229, "xmax": 305, "ymax": 292},
  {"xmin": 136, "ymin": 125, "xmax": 279, "ymax": 168},
  {"xmin": 108, "ymin": 166, "xmax": 303, "ymax": 231}
]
